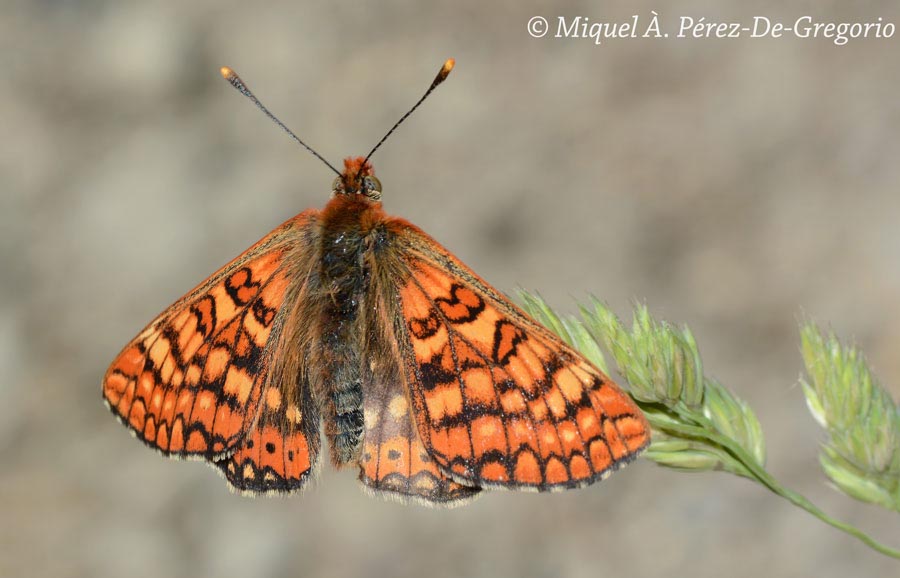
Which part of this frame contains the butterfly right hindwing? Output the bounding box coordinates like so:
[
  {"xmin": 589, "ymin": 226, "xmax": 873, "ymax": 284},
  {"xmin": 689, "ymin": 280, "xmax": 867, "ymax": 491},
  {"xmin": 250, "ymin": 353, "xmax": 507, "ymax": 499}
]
[{"xmin": 355, "ymin": 280, "xmax": 480, "ymax": 505}]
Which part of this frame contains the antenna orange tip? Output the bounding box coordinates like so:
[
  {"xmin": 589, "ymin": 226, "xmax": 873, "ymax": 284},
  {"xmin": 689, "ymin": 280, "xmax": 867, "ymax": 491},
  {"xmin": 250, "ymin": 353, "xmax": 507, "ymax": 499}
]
[
  {"xmin": 220, "ymin": 66, "xmax": 235, "ymax": 80},
  {"xmin": 440, "ymin": 58, "xmax": 455, "ymax": 79}
]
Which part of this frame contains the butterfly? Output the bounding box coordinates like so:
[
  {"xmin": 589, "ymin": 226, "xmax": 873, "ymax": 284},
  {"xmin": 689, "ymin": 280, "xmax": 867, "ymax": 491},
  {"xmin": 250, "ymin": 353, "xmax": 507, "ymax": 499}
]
[{"xmin": 102, "ymin": 59, "xmax": 650, "ymax": 506}]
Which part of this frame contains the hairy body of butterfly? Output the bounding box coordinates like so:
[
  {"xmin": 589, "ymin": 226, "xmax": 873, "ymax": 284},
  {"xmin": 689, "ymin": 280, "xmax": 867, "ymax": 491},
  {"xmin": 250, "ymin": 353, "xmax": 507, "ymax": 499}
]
[{"xmin": 103, "ymin": 157, "xmax": 650, "ymax": 506}]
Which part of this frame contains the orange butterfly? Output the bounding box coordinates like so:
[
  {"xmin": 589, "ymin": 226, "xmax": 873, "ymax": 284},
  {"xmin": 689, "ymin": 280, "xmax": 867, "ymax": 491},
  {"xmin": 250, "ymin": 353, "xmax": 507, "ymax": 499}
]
[{"xmin": 102, "ymin": 59, "xmax": 649, "ymax": 506}]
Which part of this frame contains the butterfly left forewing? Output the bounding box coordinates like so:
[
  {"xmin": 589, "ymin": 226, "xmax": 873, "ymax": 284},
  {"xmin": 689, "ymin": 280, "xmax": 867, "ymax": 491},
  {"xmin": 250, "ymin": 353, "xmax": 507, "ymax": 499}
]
[
  {"xmin": 384, "ymin": 220, "xmax": 650, "ymax": 491},
  {"xmin": 214, "ymin": 231, "xmax": 327, "ymax": 494},
  {"xmin": 102, "ymin": 212, "xmax": 323, "ymax": 490}
]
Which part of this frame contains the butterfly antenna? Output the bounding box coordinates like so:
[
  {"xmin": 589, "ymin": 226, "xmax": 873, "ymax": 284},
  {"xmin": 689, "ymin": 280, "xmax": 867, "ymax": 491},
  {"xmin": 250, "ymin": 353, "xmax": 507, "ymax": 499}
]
[
  {"xmin": 360, "ymin": 58, "xmax": 456, "ymax": 171},
  {"xmin": 220, "ymin": 66, "xmax": 342, "ymax": 177}
]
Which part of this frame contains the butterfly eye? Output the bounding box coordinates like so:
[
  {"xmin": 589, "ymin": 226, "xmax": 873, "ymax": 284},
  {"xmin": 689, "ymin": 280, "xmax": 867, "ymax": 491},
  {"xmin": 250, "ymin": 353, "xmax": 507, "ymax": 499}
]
[
  {"xmin": 332, "ymin": 176, "xmax": 345, "ymax": 193},
  {"xmin": 363, "ymin": 176, "xmax": 382, "ymax": 200}
]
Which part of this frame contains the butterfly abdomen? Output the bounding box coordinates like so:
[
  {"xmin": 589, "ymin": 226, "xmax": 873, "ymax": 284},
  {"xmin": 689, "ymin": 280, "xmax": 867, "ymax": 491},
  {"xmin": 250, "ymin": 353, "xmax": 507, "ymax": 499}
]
[{"xmin": 316, "ymin": 195, "xmax": 388, "ymax": 465}]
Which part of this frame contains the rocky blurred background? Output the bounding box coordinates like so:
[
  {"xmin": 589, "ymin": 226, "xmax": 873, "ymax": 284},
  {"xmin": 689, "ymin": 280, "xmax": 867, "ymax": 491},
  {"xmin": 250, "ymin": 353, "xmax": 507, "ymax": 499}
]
[{"xmin": 2, "ymin": 1, "xmax": 899, "ymax": 577}]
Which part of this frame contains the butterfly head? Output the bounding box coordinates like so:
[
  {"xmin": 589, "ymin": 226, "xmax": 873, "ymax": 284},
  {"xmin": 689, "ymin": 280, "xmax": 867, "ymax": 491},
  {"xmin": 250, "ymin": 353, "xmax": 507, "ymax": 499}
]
[{"xmin": 333, "ymin": 157, "xmax": 382, "ymax": 201}]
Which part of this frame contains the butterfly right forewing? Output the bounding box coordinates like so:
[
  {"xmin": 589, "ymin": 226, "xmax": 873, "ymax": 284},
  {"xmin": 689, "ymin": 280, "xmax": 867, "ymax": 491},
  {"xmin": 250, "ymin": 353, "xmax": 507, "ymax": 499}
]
[{"xmin": 381, "ymin": 220, "xmax": 650, "ymax": 491}]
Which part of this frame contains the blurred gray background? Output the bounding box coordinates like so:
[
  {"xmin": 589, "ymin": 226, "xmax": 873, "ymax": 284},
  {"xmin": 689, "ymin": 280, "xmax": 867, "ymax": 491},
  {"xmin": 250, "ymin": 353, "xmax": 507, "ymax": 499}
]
[{"xmin": 3, "ymin": 1, "xmax": 899, "ymax": 577}]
